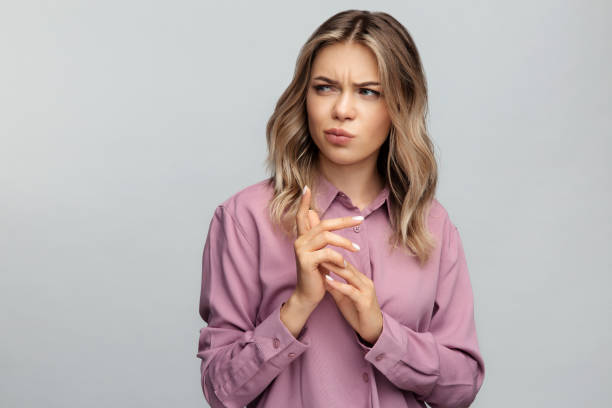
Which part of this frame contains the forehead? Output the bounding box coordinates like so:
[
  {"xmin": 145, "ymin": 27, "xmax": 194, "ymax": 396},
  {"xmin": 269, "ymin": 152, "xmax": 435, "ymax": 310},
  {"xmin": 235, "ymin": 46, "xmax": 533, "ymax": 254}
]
[{"xmin": 311, "ymin": 42, "xmax": 379, "ymax": 80}]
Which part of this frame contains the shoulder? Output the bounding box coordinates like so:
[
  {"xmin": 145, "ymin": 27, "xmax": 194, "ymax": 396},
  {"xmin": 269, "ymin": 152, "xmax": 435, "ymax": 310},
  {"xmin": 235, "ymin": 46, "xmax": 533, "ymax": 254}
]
[
  {"xmin": 214, "ymin": 177, "xmax": 276, "ymax": 246},
  {"xmin": 428, "ymin": 197, "xmax": 453, "ymax": 227},
  {"xmin": 218, "ymin": 177, "xmax": 274, "ymax": 220},
  {"xmin": 428, "ymin": 197, "xmax": 460, "ymax": 249}
]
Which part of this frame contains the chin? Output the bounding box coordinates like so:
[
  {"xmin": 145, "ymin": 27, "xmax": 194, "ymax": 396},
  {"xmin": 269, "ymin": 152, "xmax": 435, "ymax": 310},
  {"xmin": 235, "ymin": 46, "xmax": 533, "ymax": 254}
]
[{"xmin": 320, "ymin": 150, "xmax": 361, "ymax": 166}]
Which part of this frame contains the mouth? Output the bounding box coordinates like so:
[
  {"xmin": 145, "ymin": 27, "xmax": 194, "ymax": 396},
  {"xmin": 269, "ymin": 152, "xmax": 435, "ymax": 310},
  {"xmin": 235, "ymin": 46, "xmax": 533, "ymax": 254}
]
[
  {"xmin": 324, "ymin": 128, "xmax": 355, "ymax": 138},
  {"xmin": 324, "ymin": 130, "xmax": 354, "ymax": 146}
]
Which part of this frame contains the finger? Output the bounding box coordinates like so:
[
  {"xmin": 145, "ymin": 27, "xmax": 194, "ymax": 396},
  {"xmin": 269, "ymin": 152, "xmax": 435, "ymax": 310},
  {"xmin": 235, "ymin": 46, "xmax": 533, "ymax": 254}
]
[
  {"xmin": 296, "ymin": 185, "xmax": 312, "ymax": 236},
  {"xmin": 305, "ymin": 229, "xmax": 361, "ymax": 253},
  {"xmin": 307, "ymin": 209, "xmax": 321, "ymax": 229},
  {"xmin": 323, "ymin": 272, "xmax": 360, "ymax": 300},
  {"xmin": 323, "ymin": 273, "xmax": 345, "ymax": 301},
  {"xmin": 342, "ymin": 259, "xmax": 372, "ymax": 287},
  {"xmin": 312, "ymin": 246, "xmax": 345, "ymax": 270},
  {"xmin": 320, "ymin": 261, "xmax": 366, "ymax": 292},
  {"xmin": 308, "ymin": 214, "xmax": 364, "ymax": 237}
]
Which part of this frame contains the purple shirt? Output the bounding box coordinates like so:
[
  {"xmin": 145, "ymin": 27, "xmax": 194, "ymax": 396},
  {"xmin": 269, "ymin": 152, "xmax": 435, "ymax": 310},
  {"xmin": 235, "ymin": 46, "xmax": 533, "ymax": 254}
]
[{"xmin": 197, "ymin": 172, "xmax": 485, "ymax": 407}]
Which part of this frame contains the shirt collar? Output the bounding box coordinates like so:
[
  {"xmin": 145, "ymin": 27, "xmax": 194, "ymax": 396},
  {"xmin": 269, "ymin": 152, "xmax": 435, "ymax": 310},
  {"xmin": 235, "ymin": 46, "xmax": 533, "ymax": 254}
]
[{"xmin": 313, "ymin": 171, "xmax": 392, "ymax": 220}]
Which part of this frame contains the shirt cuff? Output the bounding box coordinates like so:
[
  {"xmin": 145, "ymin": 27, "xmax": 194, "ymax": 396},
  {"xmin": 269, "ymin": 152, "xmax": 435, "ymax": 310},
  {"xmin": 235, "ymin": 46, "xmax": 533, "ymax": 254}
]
[
  {"xmin": 252, "ymin": 302, "xmax": 311, "ymax": 367},
  {"xmin": 354, "ymin": 309, "xmax": 405, "ymax": 373}
]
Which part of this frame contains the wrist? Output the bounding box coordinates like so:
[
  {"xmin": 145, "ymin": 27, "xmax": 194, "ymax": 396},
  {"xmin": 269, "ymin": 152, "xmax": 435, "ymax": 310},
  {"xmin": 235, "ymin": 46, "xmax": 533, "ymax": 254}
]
[
  {"xmin": 289, "ymin": 291, "xmax": 319, "ymax": 314},
  {"xmin": 357, "ymin": 332, "xmax": 374, "ymax": 347},
  {"xmin": 280, "ymin": 292, "xmax": 316, "ymax": 338}
]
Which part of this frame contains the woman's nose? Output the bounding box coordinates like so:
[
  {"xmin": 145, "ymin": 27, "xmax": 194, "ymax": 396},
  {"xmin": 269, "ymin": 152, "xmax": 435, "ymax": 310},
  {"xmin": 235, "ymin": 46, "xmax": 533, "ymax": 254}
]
[{"xmin": 332, "ymin": 91, "xmax": 356, "ymax": 120}]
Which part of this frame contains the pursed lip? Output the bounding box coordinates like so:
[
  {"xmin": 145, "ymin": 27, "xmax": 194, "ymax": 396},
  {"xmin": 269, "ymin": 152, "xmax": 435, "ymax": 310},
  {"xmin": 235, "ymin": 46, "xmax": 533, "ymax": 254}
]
[{"xmin": 324, "ymin": 128, "xmax": 355, "ymax": 138}]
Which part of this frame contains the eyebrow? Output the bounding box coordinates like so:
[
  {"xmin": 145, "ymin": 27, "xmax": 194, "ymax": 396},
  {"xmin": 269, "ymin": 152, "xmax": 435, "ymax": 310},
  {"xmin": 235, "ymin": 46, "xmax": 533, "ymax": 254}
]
[{"xmin": 312, "ymin": 76, "xmax": 380, "ymax": 87}]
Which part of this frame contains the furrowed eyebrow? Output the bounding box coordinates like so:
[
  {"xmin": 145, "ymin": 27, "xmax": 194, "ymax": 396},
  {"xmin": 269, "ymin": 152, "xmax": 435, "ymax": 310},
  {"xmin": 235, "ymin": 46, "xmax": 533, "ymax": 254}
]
[{"xmin": 312, "ymin": 76, "xmax": 380, "ymax": 87}]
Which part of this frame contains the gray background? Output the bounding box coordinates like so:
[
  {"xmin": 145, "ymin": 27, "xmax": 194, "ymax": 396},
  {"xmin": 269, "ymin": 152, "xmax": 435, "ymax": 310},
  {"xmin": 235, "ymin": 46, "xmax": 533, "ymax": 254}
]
[{"xmin": 1, "ymin": 1, "xmax": 610, "ymax": 407}]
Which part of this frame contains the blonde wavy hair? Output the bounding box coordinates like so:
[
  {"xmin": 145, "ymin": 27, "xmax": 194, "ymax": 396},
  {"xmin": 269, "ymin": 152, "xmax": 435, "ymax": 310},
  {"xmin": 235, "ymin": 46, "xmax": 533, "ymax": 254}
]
[{"xmin": 264, "ymin": 9, "xmax": 438, "ymax": 266}]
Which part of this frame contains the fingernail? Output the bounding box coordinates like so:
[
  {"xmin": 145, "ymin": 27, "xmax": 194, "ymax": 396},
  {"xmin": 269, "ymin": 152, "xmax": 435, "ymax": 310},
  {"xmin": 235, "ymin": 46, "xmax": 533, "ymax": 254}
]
[
  {"xmin": 303, "ymin": 185, "xmax": 308, "ymax": 195},
  {"xmin": 344, "ymin": 259, "xmax": 347, "ymax": 267},
  {"xmin": 325, "ymin": 274, "xmax": 334, "ymax": 281},
  {"xmin": 352, "ymin": 216, "xmax": 364, "ymax": 221},
  {"xmin": 352, "ymin": 242, "xmax": 360, "ymax": 250}
]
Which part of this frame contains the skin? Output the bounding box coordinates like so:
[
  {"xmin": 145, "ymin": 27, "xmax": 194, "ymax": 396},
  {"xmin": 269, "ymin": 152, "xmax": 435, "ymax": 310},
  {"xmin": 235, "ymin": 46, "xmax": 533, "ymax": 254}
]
[
  {"xmin": 306, "ymin": 41, "xmax": 391, "ymax": 210},
  {"xmin": 281, "ymin": 185, "xmax": 363, "ymax": 338},
  {"xmin": 281, "ymin": 41, "xmax": 390, "ymax": 344}
]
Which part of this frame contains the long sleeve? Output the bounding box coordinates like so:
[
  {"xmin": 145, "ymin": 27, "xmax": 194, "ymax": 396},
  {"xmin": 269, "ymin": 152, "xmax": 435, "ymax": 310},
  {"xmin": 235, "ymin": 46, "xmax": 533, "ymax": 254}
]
[
  {"xmin": 197, "ymin": 205, "xmax": 310, "ymax": 408},
  {"xmin": 355, "ymin": 222, "xmax": 485, "ymax": 408}
]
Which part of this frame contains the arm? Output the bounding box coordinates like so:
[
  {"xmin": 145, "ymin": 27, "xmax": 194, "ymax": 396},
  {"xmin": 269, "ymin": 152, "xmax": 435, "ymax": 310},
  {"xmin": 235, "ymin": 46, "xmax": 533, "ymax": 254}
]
[
  {"xmin": 355, "ymin": 223, "xmax": 485, "ymax": 408},
  {"xmin": 197, "ymin": 205, "xmax": 311, "ymax": 408}
]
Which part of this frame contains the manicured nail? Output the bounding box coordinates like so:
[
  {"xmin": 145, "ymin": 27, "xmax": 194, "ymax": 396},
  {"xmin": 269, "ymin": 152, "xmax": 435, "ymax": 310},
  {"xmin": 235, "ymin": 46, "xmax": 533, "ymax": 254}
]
[
  {"xmin": 352, "ymin": 216, "xmax": 364, "ymax": 221},
  {"xmin": 344, "ymin": 259, "xmax": 347, "ymax": 267},
  {"xmin": 325, "ymin": 274, "xmax": 334, "ymax": 281},
  {"xmin": 303, "ymin": 185, "xmax": 308, "ymax": 195},
  {"xmin": 352, "ymin": 242, "xmax": 360, "ymax": 250}
]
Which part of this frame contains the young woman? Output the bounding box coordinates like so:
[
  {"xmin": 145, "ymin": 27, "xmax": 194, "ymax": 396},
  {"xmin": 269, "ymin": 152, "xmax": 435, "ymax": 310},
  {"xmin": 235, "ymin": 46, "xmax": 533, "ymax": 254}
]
[{"xmin": 197, "ymin": 9, "xmax": 485, "ymax": 408}]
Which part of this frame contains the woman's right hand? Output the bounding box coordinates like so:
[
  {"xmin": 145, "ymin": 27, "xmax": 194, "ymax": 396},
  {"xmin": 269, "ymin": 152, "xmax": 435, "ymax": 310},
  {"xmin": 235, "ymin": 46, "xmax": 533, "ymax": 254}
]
[{"xmin": 292, "ymin": 185, "xmax": 364, "ymax": 308}]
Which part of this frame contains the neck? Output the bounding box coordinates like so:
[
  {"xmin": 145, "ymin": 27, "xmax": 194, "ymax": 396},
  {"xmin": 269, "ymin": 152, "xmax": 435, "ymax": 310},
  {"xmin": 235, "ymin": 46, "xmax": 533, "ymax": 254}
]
[{"xmin": 316, "ymin": 153, "xmax": 385, "ymax": 210}]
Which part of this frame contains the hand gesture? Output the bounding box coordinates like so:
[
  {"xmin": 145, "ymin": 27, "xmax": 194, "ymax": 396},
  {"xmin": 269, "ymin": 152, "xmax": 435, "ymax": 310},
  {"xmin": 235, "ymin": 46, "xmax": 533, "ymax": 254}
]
[
  {"xmin": 306, "ymin": 211, "xmax": 383, "ymax": 345},
  {"xmin": 292, "ymin": 185, "xmax": 364, "ymax": 308}
]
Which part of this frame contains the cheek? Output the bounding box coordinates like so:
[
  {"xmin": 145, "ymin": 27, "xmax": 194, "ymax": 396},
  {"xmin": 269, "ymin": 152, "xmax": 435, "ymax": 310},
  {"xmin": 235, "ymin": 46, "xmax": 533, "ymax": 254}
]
[
  {"xmin": 374, "ymin": 104, "xmax": 391, "ymax": 126},
  {"xmin": 365, "ymin": 106, "xmax": 391, "ymax": 140},
  {"xmin": 306, "ymin": 99, "xmax": 322, "ymax": 141},
  {"xmin": 306, "ymin": 97, "xmax": 327, "ymax": 128}
]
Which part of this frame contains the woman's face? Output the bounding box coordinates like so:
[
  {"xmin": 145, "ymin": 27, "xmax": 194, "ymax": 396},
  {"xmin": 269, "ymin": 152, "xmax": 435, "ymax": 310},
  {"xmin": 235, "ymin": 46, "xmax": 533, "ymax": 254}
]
[{"xmin": 306, "ymin": 41, "xmax": 391, "ymax": 167}]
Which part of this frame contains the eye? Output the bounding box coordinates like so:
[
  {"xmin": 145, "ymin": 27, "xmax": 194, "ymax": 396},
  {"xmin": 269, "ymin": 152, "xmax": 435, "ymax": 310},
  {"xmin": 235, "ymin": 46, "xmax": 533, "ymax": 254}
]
[
  {"xmin": 360, "ymin": 88, "xmax": 380, "ymax": 97},
  {"xmin": 314, "ymin": 85, "xmax": 333, "ymax": 92}
]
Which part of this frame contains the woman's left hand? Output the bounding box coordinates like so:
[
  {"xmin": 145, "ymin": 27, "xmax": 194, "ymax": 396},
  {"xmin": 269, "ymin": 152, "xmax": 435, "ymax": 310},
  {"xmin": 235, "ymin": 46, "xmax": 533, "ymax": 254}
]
[
  {"xmin": 321, "ymin": 259, "xmax": 383, "ymax": 345},
  {"xmin": 307, "ymin": 210, "xmax": 383, "ymax": 345}
]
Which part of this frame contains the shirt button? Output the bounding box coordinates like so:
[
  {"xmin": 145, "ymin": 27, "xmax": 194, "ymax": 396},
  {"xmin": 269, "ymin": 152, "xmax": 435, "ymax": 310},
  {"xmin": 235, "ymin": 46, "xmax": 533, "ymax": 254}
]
[
  {"xmin": 288, "ymin": 352, "xmax": 296, "ymax": 358},
  {"xmin": 375, "ymin": 353, "xmax": 385, "ymax": 361},
  {"xmin": 273, "ymin": 338, "xmax": 280, "ymax": 349},
  {"xmin": 353, "ymin": 225, "xmax": 360, "ymax": 233},
  {"xmin": 362, "ymin": 372, "xmax": 369, "ymax": 383}
]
